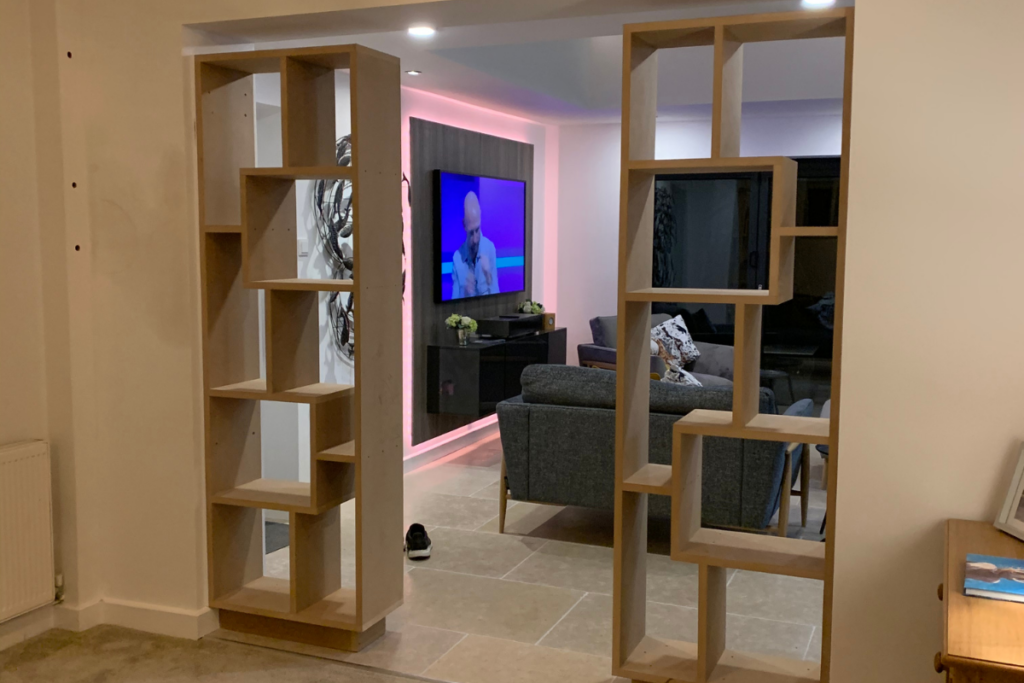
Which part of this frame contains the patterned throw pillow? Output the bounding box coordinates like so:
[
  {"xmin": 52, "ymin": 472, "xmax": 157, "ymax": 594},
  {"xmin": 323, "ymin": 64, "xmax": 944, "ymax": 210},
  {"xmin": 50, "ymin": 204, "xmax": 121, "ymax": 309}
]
[{"xmin": 651, "ymin": 316, "xmax": 702, "ymax": 386}]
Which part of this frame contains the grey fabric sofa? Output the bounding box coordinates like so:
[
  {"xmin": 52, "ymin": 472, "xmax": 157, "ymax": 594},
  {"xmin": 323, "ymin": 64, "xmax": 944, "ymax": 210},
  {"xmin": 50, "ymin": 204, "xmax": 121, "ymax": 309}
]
[
  {"xmin": 496, "ymin": 365, "xmax": 812, "ymax": 532},
  {"xmin": 578, "ymin": 314, "xmax": 735, "ymax": 385}
]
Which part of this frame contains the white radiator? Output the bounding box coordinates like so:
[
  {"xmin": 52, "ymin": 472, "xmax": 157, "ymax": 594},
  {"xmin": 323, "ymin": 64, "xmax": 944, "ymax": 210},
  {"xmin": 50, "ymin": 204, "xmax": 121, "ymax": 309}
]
[{"xmin": 0, "ymin": 441, "xmax": 54, "ymax": 623}]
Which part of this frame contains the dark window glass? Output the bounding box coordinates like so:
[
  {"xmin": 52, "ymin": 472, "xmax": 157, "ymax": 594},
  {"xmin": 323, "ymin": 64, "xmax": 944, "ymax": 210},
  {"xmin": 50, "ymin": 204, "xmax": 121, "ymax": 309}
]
[{"xmin": 651, "ymin": 157, "xmax": 840, "ymax": 413}]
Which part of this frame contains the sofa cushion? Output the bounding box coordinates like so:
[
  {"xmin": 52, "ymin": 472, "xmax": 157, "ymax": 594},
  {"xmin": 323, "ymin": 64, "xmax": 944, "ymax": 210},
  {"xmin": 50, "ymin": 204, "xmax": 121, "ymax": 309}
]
[
  {"xmin": 651, "ymin": 316, "xmax": 701, "ymax": 366},
  {"xmin": 519, "ymin": 364, "xmax": 773, "ymax": 416},
  {"xmin": 592, "ymin": 313, "xmax": 670, "ymax": 349},
  {"xmin": 691, "ymin": 341, "xmax": 734, "ymax": 380}
]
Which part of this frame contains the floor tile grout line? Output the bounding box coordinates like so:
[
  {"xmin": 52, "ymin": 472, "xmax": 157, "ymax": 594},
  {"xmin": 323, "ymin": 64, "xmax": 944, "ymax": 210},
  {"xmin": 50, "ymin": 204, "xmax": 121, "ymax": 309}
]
[
  {"xmin": 463, "ymin": 478, "xmax": 502, "ymax": 498},
  {"xmin": 412, "ymin": 563, "xmax": 604, "ymax": 594},
  {"xmin": 801, "ymin": 627, "xmax": 816, "ymax": 661},
  {"xmin": 534, "ymin": 591, "xmax": 589, "ymax": 646},
  {"xmin": 419, "ymin": 631, "xmax": 469, "ymax": 677},
  {"xmin": 498, "ymin": 541, "xmax": 548, "ymax": 579},
  {"xmin": 420, "ymin": 562, "xmax": 812, "ymax": 621}
]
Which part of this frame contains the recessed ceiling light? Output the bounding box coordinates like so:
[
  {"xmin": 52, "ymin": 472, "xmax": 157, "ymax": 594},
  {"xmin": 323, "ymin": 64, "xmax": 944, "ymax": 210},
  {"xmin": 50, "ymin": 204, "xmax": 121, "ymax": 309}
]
[
  {"xmin": 406, "ymin": 70, "xmax": 422, "ymax": 76},
  {"xmin": 801, "ymin": 0, "xmax": 837, "ymax": 7},
  {"xmin": 408, "ymin": 26, "xmax": 436, "ymax": 38}
]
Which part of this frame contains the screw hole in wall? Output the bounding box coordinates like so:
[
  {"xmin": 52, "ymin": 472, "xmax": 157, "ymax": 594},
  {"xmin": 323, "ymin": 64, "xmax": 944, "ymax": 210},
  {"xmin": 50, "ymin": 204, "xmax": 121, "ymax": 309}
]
[
  {"xmin": 67, "ymin": 51, "xmax": 72, "ymax": 58},
  {"xmin": 74, "ymin": 245, "xmax": 80, "ymax": 252},
  {"xmin": 72, "ymin": 182, "xmax": 77, "ymax": 188}
]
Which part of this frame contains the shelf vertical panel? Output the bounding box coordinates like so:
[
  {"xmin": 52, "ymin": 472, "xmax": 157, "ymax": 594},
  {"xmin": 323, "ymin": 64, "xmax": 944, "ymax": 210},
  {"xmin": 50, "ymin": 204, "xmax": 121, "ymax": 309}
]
[
  {"xmin": 613, "ymin": 30, "xmax": 659, "ymax": 675},
  {"xmin": 206, "ymin": 397, "xmax": 262, "ymax": 497},
  {"xmin": 282, "ymin": 56, "xmax": 337, "ymax": 167},
  {"xmin": 197, "ymin": 63, "xmax": 255, "ymax": 227},
  {"xmin": 711, "ymin": 25, "xmax": 744, "ymax": 159},
  {"xmin": 732, "ymin": 304, "xmax": 763, "ymax": 427},
  {"xmin": 291, "ymin": 508, "xmax": 342, "ymax": 613},
  {"xmin": 821, "ymin": 10, "xmax": 856, "ymax": 680},
  {"xmin": 698, "ymin": 564, "xmax": 728, "ymax": 682},
  {"xmin": 349, "ymin": 45, "xmax": 404, "ymax": 629},
  {"xmin": 768, "ymin": 158, "xmax": 799, "ymax": 304},
  {"xmin": 203, "ymin": 234, "xmax": 260, "ymax": 389},
  {"xmin": 311, "ymin": 394, "xmax": 356, "ymax": 508},
  {"xmin": 242, "ymin": 175, "xmax": 298, "ymax": 284},
  {"xmin": 209, "ymin": 504, "xmax": 263, "ymax": 605},
  {"xmin": 265, "ymin": 289, "xmax": 320, "ymax": 393}
]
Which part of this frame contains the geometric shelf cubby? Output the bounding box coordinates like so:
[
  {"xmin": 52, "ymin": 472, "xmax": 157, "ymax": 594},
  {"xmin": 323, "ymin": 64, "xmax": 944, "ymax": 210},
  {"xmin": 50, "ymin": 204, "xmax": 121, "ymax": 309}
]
[
  {"xmin": 622, "ymin": 156, "xmax": 798, "ymax": 307},
  {"xmin": 242, "ymin": 168, "xmax": 356, "ymax": 292},
  {"xmin": 195, "ymin": 43, "xmax": 403, "ymax": 651},
  {"xmin": 612, "ymin": 8, "xmax": 854, "ymax": 683}
]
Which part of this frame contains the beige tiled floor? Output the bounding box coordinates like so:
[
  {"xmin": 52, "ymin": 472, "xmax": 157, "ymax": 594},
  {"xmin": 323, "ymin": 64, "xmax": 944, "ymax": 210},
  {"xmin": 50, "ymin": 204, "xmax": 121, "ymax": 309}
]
[{"xmin": 259, "ymin": 432, "xmax": 828, "ymax": 682}]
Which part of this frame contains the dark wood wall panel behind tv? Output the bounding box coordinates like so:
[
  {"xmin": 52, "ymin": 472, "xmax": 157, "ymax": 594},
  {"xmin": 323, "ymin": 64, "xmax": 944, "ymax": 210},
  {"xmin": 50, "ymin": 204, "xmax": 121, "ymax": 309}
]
[{"xmin": 411, "ymin": 117, "xmax": 534, "ymax": 445}]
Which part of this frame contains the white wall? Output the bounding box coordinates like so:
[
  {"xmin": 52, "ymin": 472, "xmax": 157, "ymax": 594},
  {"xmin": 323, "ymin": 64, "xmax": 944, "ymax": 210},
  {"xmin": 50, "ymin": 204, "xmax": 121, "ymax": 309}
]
[
  {"xmin": 832, "ymin": 2, "xmax": 1024, "ymax": 681},
  {"xmin": 0, "ymin": 0, "xmax": 48, "ymax": 448},
  {"xmin": 556, "ymin": 101, "xmax": 843, "ymax": 358}
]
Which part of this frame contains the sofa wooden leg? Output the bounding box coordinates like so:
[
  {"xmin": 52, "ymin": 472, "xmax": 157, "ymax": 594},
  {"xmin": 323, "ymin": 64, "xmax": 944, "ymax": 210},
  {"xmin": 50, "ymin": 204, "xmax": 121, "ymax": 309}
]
[
  {"xmin": 499, "ymin": 457, "xmax": 508, "ymax": 534},
  {"xmin": 778, "ymin": 449, "xmax": 792, "ymax": 538},
  {"xmin": 800, "ymin": 445, "xmax": 810, "ymax": 528}
]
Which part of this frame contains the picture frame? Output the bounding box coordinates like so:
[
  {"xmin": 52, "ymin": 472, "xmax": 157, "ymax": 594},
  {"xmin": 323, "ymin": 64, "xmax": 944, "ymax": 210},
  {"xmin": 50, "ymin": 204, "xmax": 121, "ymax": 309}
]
[{"xmin": 995, "ymin": 444, "xmax": 1024, "ymax": 542}]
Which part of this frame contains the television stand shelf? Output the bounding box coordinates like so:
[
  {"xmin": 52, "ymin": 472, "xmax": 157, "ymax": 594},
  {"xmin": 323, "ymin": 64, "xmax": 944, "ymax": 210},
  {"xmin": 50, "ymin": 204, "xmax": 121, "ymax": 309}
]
[{"xmin": 426, "ymin": 328, "xmax": 566, "ymax": 417}]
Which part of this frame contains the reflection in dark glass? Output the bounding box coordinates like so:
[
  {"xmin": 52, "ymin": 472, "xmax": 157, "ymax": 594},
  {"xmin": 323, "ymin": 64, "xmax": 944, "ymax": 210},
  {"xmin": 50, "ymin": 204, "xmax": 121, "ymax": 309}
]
[
  {"xmin": 650, "ymin": 157, "xmax": 841, "ymax": 414},
  {"xmin": 652, "ymin": 173, "xmax": 770, "ymax": 292}
]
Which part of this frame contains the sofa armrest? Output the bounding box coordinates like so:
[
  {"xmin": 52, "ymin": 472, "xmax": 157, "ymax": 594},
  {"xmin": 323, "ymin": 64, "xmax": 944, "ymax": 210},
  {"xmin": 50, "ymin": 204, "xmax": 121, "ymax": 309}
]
[
  {"xmin": 577, "ymin": 343, "xmax": 617, "ymax": 368},
  {"xmin": 496, "ymin": 397, "xmax": 530, "ymax": 500},
  {"xmin": 578, "ymin": 344, "xmax": 667, "ymax": 376}
]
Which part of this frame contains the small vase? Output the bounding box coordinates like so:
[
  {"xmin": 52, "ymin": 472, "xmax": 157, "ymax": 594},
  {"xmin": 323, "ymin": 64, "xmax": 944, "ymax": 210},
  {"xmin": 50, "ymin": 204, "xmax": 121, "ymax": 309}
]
[{"xmin": 457, "ymin": 328, "xmax": 469, "ymax": 346}]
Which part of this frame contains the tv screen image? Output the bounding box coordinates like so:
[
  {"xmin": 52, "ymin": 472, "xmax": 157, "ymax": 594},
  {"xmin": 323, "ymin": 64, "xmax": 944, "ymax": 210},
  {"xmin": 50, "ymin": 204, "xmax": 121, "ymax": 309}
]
[{"xmin": 435, "ymin": 170, "xmax": 526, "ymax": 302}]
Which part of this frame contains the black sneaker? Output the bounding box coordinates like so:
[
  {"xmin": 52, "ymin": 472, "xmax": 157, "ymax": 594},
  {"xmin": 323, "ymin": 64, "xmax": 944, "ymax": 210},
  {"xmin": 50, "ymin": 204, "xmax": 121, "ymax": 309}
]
[{"xmin": 404, "ymin": 523, "xmax": 432, "ymax": 560}]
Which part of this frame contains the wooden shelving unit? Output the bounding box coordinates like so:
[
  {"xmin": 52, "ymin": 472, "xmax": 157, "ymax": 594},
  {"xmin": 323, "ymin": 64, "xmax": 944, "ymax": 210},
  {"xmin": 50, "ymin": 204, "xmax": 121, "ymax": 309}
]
[
  {"xmin": 612, "ymin": 9, "xmax": 854, "ymax": 682},
  {"xmin": 195, "ymin": 44, "xmax": 403, "ymax": 651}
]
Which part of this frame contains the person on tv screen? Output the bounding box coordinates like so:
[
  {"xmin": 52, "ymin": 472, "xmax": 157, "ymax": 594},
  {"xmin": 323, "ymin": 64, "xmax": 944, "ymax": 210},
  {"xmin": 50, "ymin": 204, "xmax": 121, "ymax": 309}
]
[{"xmin": 451, "ymin": 191, "xmax": 500, "ymax": 298}]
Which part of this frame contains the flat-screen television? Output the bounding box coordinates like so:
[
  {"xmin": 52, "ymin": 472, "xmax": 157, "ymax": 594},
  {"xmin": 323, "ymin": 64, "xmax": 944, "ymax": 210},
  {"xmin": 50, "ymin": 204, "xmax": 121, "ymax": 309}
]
[{"xmin": 434, "ymin": 170, "xmax": 526, "ymax": 302}]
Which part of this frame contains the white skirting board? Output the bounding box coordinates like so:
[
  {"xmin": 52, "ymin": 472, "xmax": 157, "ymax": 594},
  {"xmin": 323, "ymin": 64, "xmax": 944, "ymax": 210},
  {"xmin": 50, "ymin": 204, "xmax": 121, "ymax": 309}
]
[
  {"xmin": 1, "ymin": 600, "xmax": 219, "ymax": 652},
  {"xmin": 54, "ymin": 599, "xmax": 220, "ymax": 641},
  {"xmin": 403, "ymin": 417, "xmax": 498, "ymax": 474},
  {"xmin": 0, "ymin": 604, "xmax": 55, "ymax": 652}
]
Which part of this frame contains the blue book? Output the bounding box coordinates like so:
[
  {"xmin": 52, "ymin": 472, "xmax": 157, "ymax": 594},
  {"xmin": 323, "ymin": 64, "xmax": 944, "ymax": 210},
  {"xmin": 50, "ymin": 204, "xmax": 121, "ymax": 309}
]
[{"xmin": 964, "ymin": 554, "xmax": 1024, "ymax": 603}]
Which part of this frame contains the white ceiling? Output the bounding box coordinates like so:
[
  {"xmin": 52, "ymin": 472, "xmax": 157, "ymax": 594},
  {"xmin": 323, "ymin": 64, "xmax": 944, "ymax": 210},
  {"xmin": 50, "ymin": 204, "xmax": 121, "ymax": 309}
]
[{"xmin": 188, "ymin": 0, "xmax": 852, "ymax": 124}]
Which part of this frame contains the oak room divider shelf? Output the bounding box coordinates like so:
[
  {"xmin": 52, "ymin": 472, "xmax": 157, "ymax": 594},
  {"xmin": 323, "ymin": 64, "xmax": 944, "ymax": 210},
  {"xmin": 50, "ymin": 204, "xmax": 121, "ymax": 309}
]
[
  {"xmin": 195, "ymin": 44, "xmax": 402, "ymax": 651},
  {"xmin": 612, "ymin": 8, "xmax": 853, "ymax": 683}
]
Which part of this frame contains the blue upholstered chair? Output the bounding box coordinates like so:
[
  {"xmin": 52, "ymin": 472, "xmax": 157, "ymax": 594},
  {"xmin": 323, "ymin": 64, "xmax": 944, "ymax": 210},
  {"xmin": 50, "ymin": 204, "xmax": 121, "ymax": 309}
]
[{"xmin": 766, "ymin": 398, "xmax": 815, "ymax": 536}]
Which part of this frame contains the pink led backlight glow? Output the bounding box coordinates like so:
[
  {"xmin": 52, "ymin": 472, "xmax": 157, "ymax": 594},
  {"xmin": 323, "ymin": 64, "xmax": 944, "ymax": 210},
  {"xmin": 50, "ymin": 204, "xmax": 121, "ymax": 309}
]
[{"xmin": 400, "ymin": 87, "xmax": 558, "ymax": 459}]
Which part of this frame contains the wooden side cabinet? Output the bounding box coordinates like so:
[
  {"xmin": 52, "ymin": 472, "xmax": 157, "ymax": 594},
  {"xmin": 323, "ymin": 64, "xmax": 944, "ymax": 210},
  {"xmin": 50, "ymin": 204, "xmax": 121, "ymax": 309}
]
[{"xmin": 937, "ymin": 520, "xmax": 1024, "ymax": 681}]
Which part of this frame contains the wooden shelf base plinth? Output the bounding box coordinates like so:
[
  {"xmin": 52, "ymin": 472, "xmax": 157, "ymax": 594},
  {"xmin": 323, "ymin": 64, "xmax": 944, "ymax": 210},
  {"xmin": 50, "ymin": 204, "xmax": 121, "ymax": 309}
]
[{"xmin": 218, "ymin": 609, "xmax": 384, "ymax": 653}]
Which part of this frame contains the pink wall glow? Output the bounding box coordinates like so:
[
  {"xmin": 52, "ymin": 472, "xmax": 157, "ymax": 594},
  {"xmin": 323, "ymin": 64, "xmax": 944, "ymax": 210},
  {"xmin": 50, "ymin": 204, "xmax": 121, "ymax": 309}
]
[{"xmin": 399, "ymin": 87, "xmax": 558, "ymax": 458}]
